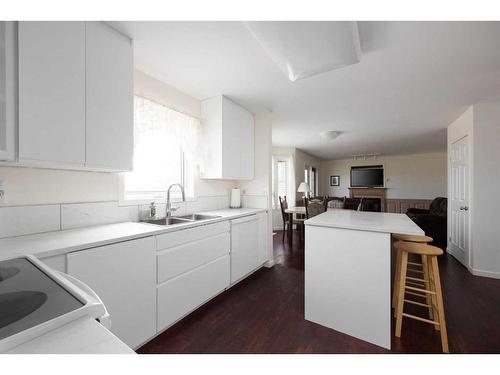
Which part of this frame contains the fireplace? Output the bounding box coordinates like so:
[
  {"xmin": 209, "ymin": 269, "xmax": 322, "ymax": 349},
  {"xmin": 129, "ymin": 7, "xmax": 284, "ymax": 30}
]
[
  {"xmin": 349, "ymin": 187, "xmax": 387, "ymax": 212},
  {"xmin": 361, "ymin": 197, "xmax": 382, "ymax": 212}
]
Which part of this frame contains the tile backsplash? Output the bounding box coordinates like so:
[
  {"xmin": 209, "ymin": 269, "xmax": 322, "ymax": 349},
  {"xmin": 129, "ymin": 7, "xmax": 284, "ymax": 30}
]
[
  {"xmin": 0, "ymin": 193, "xmax": 267, "ymax": 239},
  {"xmin": 0, "ymin": 204, "xmax": 61, "ymax": 238},
  {"xmin": 61, "ymin": 202, "xmax": 139, "ymax": 230}
]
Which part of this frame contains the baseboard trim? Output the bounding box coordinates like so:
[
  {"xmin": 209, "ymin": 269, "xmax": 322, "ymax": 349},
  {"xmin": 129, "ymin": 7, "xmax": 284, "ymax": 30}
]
[
  {"xmin": 447, "ymin": 247, "xmax": 500, "ymax": 279},
  {"xmin": 264, "ymin": 260, "xmax": 275, "ymax": 268},
  {"xmin": 470, "ymin": 268, "xmax": 500, "ymax": 280}
]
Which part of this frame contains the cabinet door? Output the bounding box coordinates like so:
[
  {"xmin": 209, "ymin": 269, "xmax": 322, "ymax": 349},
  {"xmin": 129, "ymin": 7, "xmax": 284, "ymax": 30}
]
[
  {"xmin": 222, "ymin": 97, "xmax": 254, "ymax": 180},
  {"xmin": 230, "ymin": 215, "xmax": 259, "ymax": 283},
  {"xmin": 67, "ymin": 237, "xmax": 156, "ymax": 349},
  {"xmin": 257, "ymin": 212, "xmax": 269, "ymax": 265},
  {"xmin": 18, "ymin": 22, "xmax": 86, "ymax": 166},
  {"xmin": 0, "ymin": 22, "xmax": 16, "ymax": 161},
  {"xmin": 85, "ymin": 22, "xmax": 133, "ymax": 171}
]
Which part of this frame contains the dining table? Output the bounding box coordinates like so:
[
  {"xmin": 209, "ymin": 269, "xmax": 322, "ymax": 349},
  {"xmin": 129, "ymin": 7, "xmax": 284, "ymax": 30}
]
[{"xmin": 284, "ymin": 206, "xmax": 306, "ymax": 246}]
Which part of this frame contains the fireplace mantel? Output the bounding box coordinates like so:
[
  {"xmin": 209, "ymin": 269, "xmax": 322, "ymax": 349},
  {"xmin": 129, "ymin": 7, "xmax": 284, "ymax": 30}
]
[{"xmin": 349, "ymin": 187, "xmax": 388, "ymax": 212}]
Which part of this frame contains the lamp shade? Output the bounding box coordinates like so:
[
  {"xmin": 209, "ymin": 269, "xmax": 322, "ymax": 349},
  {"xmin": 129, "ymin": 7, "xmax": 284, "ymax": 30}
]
[{"xmin": 297, "ymin": 182, "xmax": 310, "ymax": 193}]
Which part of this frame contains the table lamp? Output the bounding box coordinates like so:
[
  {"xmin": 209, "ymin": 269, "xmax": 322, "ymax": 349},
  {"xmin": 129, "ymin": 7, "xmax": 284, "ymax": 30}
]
[{"xmin": 297, "ymin": 182, "xmax": 310, "ymax": 205}]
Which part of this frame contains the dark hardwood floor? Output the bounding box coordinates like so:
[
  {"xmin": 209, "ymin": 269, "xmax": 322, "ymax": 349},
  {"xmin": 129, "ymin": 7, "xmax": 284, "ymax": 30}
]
[{"xmin": 137, "ymin": 230, "xmax": 500, "ymax": 354}]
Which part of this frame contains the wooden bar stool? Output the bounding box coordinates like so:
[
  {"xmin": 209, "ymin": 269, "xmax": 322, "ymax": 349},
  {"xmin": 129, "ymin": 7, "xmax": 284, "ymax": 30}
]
[
  {"xmin": 392, "ymin": 234, "xmax": 433, "ymax": 313},
  {"xmin": 394, "ymin": 241, "xmax": 449, "ymax": 353}
]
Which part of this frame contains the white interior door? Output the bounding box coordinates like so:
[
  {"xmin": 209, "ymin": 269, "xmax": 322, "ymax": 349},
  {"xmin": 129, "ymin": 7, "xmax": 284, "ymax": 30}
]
[{"xmin": 449, "ymin": 135, "xmax": 470, "ymax": 267}]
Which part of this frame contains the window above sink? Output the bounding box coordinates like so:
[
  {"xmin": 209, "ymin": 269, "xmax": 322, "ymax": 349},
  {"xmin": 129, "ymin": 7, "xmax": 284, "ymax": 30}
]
[{"xmin": 119, "ymin": 96, "xmax": 200, "ymax": 205}]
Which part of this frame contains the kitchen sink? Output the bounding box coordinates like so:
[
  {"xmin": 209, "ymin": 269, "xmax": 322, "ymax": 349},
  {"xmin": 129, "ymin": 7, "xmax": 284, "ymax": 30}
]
[
  {"xmin": 143, "ymin": 217, "xmax": 191, "ymax": 226},
  {"xmin": 142, "ymin": 214, "xmax": 221, "ymax": 226},
  {"xmin": 178, "ymin": 214, "xmax": 222, "ymax": 221}
]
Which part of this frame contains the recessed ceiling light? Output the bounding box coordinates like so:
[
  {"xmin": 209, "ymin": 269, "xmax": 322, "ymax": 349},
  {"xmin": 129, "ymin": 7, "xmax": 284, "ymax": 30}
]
[{"xmin": 320, "ymin": 131, "xmax": 340, "ymax": 140}]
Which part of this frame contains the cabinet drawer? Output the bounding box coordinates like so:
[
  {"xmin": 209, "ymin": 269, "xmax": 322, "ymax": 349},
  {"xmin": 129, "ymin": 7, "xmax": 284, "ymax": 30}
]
[
  {"xmin": 158, "ymin": 232, "xmax": 230, "ymax": 284},
  {"xmin": 157, "ymin": 254, "xmax": 230, "ymax": 333},
  {"xmin": 156, "ymin": 221, "xmax": 229, "ymax": 250}
]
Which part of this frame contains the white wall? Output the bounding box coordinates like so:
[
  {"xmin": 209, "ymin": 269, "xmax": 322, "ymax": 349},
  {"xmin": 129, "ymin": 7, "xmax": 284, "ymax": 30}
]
[
  {"xmin": 447, "ymin": 102, "xmax": 500, "ymax": 279},
  {"xmin": 471, "ymin": 101, "xmax": 500, "ymax": 277},
  {"xmin": 321, "ymin": 152, "xmax": 447, "ymax": 200}
]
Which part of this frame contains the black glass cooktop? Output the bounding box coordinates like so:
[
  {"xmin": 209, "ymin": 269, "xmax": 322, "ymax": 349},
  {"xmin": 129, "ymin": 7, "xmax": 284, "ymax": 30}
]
[{"xmin": 0, "ymin": 257, "xmax": 84, "ymax": 341}]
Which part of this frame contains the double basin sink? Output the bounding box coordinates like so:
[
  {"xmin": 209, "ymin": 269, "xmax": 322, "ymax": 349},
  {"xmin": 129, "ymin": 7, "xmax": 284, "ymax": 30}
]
[{"xmin": 143, "ymin": 214, "xmax": 222, "ymax": 226}]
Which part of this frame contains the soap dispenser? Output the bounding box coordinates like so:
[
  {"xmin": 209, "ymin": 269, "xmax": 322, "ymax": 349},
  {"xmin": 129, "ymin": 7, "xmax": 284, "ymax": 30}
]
[{"xmin": 149, "ymin": 202, "xmax": 156, "ymax": 219}]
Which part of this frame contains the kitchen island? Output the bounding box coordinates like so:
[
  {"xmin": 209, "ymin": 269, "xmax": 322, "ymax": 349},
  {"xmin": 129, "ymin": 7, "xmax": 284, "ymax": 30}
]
[{"xmin": 304, "ymin": 209, "xmax": 424, "ymax": 349}]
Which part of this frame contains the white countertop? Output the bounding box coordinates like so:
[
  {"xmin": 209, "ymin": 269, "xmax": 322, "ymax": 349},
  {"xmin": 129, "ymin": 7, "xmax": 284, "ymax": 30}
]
[
  {"xmin": 305, "ymin": 209, "xmax": 424, "ymax": 236},
  {"xmin": 6, "ymin": 316, "xmax": 134, "ymax": 354},
  {"xmin": 0, "ymin": 208, "xmax": 265, "ymax": 261}
]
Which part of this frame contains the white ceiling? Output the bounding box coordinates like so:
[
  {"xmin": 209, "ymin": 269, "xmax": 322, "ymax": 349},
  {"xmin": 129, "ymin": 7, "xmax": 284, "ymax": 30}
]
[{"xmin": 110, "ymin": 21, "xmax": 500, "ymax": 160}]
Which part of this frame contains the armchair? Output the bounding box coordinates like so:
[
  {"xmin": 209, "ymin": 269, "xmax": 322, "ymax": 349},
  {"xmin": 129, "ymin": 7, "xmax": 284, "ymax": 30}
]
[{"xmin": 406, "ymin": 197, "xmax": 447, "ymax": 249}]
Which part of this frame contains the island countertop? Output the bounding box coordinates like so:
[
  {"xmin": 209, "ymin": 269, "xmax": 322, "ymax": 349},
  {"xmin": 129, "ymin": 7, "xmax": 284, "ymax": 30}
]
[{"xmin": 304, "ymin": 209, "xmax": 423, "ymax": 236}]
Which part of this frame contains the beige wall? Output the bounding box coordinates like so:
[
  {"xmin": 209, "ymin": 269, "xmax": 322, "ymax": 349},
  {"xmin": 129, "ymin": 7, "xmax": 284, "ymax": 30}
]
[
  {"xmin": 294, "ymin": 148, "xmax": 322, "ymax": 193},
  {"xmin": 134, "ymin": 70, "xmax": 201, "ymax": 119},
  {"xmin": 0, "ymin": 166, "xmax": 119, "ymax": 206},
  {"xmin": 321, "ymin": 152, "xmax": 447, "ymax": 200}
]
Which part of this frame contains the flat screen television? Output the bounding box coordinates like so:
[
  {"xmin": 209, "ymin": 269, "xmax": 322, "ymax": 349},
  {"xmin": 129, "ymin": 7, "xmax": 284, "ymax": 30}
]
[{"xmin": 350, "ymin": 165, "xmax": 384, "ymax": 187}]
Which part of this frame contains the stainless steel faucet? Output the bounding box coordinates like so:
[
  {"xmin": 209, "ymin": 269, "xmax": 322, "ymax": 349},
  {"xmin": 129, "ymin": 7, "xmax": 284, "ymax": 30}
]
[{"xmin": 166, "ymin": 183, "xmax": 186, "ymax": 217}]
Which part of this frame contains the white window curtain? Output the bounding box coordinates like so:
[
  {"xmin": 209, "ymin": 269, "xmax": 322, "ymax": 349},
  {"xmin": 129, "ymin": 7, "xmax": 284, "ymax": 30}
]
[{"xmin": 123, "ymin": 96, "xmax": 200, "ymax": 201}]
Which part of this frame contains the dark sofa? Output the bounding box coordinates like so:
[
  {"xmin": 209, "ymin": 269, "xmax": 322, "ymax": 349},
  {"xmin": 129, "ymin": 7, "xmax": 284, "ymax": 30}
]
[{"xmin": 406, "ymin": 197, "xmax": 447, "ymax": 249}]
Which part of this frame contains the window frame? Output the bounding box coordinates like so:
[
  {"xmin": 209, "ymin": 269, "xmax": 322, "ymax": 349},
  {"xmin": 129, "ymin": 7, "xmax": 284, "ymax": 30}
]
[
  {"xmin": 272, "ymin": 156, "xmax": 293, "ymax": 209},
  {"xmin": 118, "ymin": 96, "xmax": 198, "ymax": 206}
]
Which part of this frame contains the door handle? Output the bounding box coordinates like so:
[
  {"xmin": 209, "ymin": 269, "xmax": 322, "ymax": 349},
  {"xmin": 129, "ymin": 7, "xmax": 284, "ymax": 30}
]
[{"xmin": 460, "ymin": 206, "xmax": 469, "ymax": 211}]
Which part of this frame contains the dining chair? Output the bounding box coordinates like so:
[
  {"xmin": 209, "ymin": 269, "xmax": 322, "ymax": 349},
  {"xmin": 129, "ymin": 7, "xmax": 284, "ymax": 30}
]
[
  {"xmin": 279, "ymin": 196, "xmax": 289, "ymax": 242},
  {"xmin": 325, "ymin": 196, "xmax": 345, "ymax": 209},
  {"xmin": 306, "ymin": 199, "xmax": 326, "ymax": 219},
  {"xmin": 344, "ymin": 197, "xmax": 362, "ymax": 210}
]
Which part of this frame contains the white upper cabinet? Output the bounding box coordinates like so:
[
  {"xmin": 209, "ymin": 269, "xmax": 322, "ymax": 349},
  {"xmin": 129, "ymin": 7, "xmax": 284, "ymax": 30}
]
[
  {"xmin": 201, "ymin": 95, "xmax": 254, "ymax": 180},
  {"xmin": 15, "ymin": 21, "xmax": 133, "ymax": 171},
  {"xmin": 18, "ymin": 22, "xmax": 86, "ymax": 167},
  {"xmin": 0, "ymin": 22, "xmax": 16, "ymax": 161},
  {"xmin": 85, "ymin": 22, "xmax": 133, "ymax": 171}
]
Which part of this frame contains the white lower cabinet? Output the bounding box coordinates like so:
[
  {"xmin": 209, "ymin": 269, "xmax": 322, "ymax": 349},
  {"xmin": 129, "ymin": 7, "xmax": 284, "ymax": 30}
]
[
  {"xmin": 230, "ymin": 215, "xmax": 260, "ymax": 284},
  {"xmin": 58, "ymin": 213, "xmax": 266, "ymax": 348},
  {"xmin": 67, "ymin": 237, "xmax": 156, "ymax": 349},
  {"xmin": 155, "ymin": 222, "xmax": 231, "ymax": 333},
  {"xmin": 157, "ymin": 255, "xmax": 230, "ymax": 332}
]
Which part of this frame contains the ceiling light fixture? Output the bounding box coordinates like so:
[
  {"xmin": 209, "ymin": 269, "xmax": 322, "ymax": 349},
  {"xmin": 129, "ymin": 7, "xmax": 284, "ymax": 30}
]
[
  {"xmin": 320, "ymin": 130, "xmax": 341, "ymax": 140},
  {"xmin": 352, "ymin": 153, "xmax": 381, "ymax": 160},
  {"xmin": 245, "ymin": 21, "xmax": 361, "ymax": 82}
]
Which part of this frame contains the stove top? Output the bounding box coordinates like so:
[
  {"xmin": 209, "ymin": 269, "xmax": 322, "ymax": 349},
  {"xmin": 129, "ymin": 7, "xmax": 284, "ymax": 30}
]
[{"xmin": 0, "ymin": 257, "xmax": 84, "ymax": 341}]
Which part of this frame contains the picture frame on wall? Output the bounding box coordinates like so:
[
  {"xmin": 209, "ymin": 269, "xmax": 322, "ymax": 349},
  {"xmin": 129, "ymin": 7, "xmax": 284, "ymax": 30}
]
[{"xmin": 330, "ymin": 175, "xmax": 340, "ymax": 186}]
